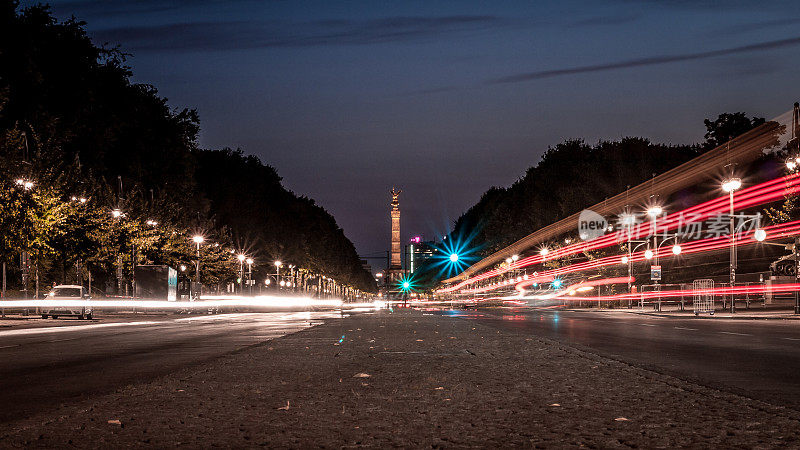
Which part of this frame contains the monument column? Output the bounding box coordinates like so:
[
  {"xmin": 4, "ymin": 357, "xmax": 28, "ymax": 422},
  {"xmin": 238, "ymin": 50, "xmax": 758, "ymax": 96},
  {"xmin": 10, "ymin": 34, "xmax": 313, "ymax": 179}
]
[{"xmin": 388, "ymin": 188, "xmax": 402, "ymax": 282}]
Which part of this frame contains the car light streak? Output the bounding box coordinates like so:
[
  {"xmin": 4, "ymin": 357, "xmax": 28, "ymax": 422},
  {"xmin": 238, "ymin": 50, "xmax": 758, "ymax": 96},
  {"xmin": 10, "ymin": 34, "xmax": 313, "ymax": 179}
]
[
  {"xmin": 0, "ymin": 295, "xmax": 352, "ymax": 310},
  {"xmin": 556, "ymin": 283, "xmax": 800, "ymax": 303},
  {"xmin": 462, "ymin": 220, "xmax": 800, "ymax": 295},
  {"xmin": 438, "ymin": 173, "xmax": 800, "ymax": 294}
]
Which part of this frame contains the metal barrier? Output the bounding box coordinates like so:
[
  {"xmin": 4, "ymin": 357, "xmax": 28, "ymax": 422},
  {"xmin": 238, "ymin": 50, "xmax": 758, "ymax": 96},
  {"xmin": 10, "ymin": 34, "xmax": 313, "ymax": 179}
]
[
  {"xmin": 639, "ymin": 283, "xmax": 690, "ymax": 311},
  {"xmin": 715, "ymin": 281, "xmax": 765, "ymax": 310}
]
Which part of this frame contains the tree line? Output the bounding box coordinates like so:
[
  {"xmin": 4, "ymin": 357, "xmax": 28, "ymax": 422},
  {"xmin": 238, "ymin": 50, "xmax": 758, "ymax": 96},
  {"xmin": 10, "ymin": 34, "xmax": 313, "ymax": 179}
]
[{"xmin": 0, "ymin": 1, "xmax": 376, "ymax": 296}]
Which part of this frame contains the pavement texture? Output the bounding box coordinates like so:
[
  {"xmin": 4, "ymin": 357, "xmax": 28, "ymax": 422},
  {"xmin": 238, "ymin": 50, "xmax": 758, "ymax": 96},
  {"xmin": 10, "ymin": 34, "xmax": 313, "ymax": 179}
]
[{"xmin": 3, "ymin": 309, "xmax": 800, "ymax": 448}]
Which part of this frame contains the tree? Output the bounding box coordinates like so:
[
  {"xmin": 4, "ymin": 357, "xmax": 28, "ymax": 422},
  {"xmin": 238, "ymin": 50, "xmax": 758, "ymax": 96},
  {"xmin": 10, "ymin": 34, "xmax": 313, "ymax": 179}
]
[{"xmin": 703, "ymin": 112, "xmax": 765, "ymax": 150}]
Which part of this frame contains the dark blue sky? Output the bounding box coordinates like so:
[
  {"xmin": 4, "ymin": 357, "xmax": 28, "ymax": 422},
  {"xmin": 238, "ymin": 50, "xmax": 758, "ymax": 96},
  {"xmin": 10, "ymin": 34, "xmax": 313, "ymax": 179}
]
[{"xmin": 35, "ymin": 0, "xmax": 800, "ymax": 265}]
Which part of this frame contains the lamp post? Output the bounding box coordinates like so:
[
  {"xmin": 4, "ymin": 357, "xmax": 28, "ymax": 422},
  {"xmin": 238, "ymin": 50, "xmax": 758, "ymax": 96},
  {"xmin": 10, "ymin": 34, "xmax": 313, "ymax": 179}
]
[
  {"xmin": 246, "ymin": 258, "xmax": 253, "ymax": 295},
  {"xmin": 274, "ymin": 260, "xmax": 282, "ymax": 291},
  {"xmin": 192, "ymin": 235, "xmax": 204, "ymax": 290},
  {"xmin": 722, "ymin": 178, "xmax": 741, "ymax": 313},
  {"xmin": 237, "ymin": 254, "xmax": 246, "ymax": 294},
  {"xmin": 15, "ymin": 179, "xmax": 34, "ymax": 300}
]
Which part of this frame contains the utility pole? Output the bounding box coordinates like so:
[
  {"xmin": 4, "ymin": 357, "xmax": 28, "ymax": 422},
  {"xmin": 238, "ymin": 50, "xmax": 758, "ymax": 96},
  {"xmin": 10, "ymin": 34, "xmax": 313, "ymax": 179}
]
[{"xmin": 795, "ymin": 236, "xmax": 800, "ymax": 315}]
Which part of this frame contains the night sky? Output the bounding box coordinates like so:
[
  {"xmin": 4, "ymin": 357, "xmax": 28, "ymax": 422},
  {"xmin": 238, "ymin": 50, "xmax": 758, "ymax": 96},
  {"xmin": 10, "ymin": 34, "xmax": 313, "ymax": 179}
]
[{"xmin": 33, "ymin": 0, "xmax": 800, "ymax": 267}]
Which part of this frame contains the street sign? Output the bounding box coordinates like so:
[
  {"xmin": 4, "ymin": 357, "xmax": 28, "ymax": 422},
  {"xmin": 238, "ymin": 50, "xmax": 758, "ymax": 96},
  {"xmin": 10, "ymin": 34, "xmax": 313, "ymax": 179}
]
[{"xmin": 650, "ymin": 265, "xmax": 662, "ymax": 281}]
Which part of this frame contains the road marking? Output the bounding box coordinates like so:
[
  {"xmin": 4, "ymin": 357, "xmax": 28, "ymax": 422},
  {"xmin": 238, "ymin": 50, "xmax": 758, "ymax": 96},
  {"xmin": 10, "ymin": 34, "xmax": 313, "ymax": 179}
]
[
  {"xmin": 0, "ymin": 344, "xmax": 20, "ymax": 349},
  {"xmin": 719, "ymin": 331, "xmax": 752, "ymax": 336},
  {"xmin": 48, "ymin": 337, "xmax": 80, "ymax": 343},
  {"xmin": 674, "ymin": 326, "xmax": 698, "ymax": 331},
  {"xmin": 638, "ymin": 323, "xmax": 656, "ymax": 327},
  {"xmin": 0, "ymin": 321, "xmax": 161, "ymax": 337},
  {"xmin": 783, "ymin": 337, "xmax": 800, "ymax": 341}
]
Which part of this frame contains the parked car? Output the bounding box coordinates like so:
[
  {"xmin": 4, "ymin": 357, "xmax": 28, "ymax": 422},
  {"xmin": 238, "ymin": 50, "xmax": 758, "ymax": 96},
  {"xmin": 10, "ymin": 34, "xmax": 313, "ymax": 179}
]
[{"xmin": 41, "ymin": 285, "xmax": 92, "ymax": 320}]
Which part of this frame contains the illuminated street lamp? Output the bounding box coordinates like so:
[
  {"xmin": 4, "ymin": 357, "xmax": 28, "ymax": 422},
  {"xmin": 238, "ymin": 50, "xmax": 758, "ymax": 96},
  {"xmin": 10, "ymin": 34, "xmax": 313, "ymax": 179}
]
[
  {"xmin": 274, "ymin": 260, "xmax": 283, "ymax": 290},
  {"xmin": 512, "ymin": 254, "xmax": 519, "ymax": 262},
  {"xmin": 15, "ymin": 178, "xmax": 34, "ymax": 190},
  {"xmin": 754, "ymin": 228, "xmax": 767, "ymax": 242},
  {"xmin": 246, "ymin": 258, "xmax": 254, "ymax": 295},
  {"xmin": 722, "ymin": 177, "xmax": 742, "ymax": 312},
  {"xmin": 111, "ymin": 209, "xmax": 123, "ymax": 219},
  {"xmin": 672, "ymin": 244, "xmax": 682, "ymax": 255},
  {"xmin": 539, "ymin": 247, "xmax": 549, "ymax": 257},
  {"xmin": 644, "ymin": 249, "xmax": 654, "ymax": 260},
  {"xmin": 237, "ymin": 254, "xmax": 246, "ymax": 294},
  {"xmin": 449, "ymin": 253, "xmax": 459, "ymax": 262},
  {"xmin": 192, "ymin": 235, "xmax": 205, "ymax": 293},
  {"xmin": 646, "ymin": 206, "xmax": 662, "ymax": 217}
]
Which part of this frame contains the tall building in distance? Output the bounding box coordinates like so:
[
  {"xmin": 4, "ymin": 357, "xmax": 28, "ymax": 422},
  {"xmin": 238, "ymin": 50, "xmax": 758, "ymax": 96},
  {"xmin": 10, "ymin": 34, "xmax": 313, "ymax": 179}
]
[
  {"xmin": 404, "ymin": 236, "xmax": 436, "ymax": 275},
  {"xmin": 388, "ymin": 188, "xmax": 402, "ymax": 282}
]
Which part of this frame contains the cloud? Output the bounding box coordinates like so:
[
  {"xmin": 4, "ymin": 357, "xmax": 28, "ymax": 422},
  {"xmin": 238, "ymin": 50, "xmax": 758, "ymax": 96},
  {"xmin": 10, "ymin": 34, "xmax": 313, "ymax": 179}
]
[
  {"xmin": 90, "ymin": 15, "xmax": 507, "ymax": 52},
  {"xmin": 567, "ymin": 13, "xmax": 641, "ymax": 28},
  {"xmin": 48, "ymin": 0, "xmax": 254, "ymax": 17},
  {"xmin": 488, "ymin": 35, "xmax": 800, "ymax": 84},
  {"xmin": 717, "ymin": 17, "xmax": 800, "ymax": 35}
]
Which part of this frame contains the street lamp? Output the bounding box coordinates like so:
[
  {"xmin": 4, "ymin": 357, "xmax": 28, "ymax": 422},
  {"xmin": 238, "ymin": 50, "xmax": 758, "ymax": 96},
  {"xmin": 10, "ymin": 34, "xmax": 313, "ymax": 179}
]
[
  {"xmin": 15, "ymin": 179, "xmax": 33, "ymax": 190},
  {"xmin": 246, "ymin": 258, "xmax": 254, "ymax": 295},
  {"xmin": 192, "ymin": 235, "xmax": 205, "ymax": 296},
  {"xmin": 722, "ymin": 177, "xmax": 741, "ymax": 312},
  {"xmin": 274, "ymin": 260, "xmax": 282, "ymax": 290},
  {"xmin": 449, "ymin": 253, "xmax": 459, "ymax": 262},
  {"xmin": 237, "ymin": 254, "xmax": 246, "ymax": 294}
]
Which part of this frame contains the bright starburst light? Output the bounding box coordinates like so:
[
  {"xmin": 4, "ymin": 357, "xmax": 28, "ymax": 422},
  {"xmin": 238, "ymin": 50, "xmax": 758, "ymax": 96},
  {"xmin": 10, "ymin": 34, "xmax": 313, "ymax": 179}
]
[{"xmin": 427, "ymin": 231, "xmax": 483, "ymax": 278}]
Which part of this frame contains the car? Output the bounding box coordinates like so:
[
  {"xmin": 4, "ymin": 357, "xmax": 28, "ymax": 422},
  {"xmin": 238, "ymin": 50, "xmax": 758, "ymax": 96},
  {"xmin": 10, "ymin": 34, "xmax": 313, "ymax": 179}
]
[{"xmin": 41, "ymin": 285, "xmax": 93, "ymax": 320}]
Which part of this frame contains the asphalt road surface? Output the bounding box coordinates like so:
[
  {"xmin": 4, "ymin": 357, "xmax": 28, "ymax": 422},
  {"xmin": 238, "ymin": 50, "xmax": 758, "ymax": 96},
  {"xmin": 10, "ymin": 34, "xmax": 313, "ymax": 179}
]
[
  {"xmin": 441, "ymin": 308, "xmax": 800, "ymax": 411},
  {"xmin": 0, "ymin": 312, "xmax": 341, "ymax": 423}
]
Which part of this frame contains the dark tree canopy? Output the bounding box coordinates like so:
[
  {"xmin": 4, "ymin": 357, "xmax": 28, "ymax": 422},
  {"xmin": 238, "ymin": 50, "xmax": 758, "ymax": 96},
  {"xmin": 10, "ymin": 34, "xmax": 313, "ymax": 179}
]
[
  {"xmin": 0, "ymin": 1, "xmax": 375, "ymax": 293},
  {"xmin": 703, "ymin": 112, "xmax": 766, "ymax": 150}
]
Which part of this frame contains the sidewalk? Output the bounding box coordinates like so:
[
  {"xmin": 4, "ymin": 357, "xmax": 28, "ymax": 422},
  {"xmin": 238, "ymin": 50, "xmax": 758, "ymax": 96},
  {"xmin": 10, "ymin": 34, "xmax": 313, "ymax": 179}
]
[
  {"xmin": 584, "ymin": 305, "xmax": 800, "ymax": 320},
  {"xmin": 2, "ymin": 309, "xmax": 800, "ymax": 447}
]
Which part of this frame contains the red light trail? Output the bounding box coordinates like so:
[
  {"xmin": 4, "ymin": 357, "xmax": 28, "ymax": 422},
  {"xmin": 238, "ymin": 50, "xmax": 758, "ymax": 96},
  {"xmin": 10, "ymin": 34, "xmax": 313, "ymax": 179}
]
[{"xmin": 438, "ymin": 173, "xmax": 800, "ymax": 295}]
